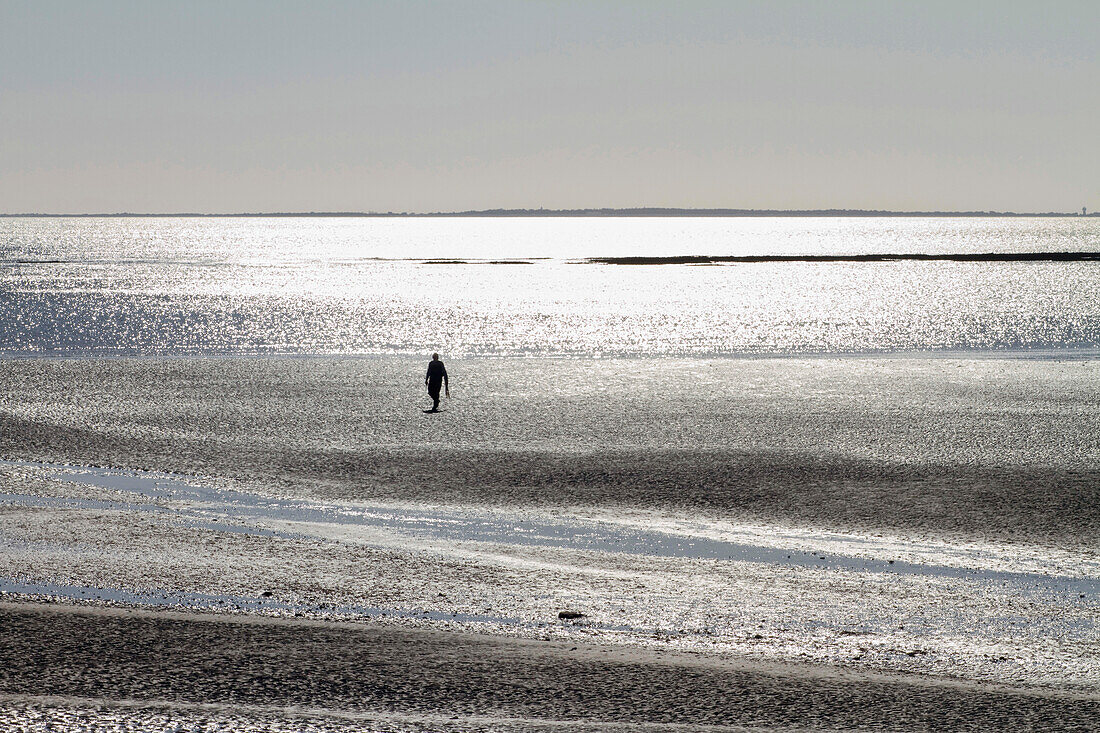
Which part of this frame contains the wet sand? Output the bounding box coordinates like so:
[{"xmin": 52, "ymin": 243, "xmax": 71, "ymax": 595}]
[
  {"xmin": 1, "ymin": 356, "xmax": 1097, "ymax": 546},
  {"xmin": 1, "ymin": 356, "xmax": 1098, "ymax": 728},
  {"xmin": 2, "ymin": 602, "xmax": 1098, "ymax": 732}
]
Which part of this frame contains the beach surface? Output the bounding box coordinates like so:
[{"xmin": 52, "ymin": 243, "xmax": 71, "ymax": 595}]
[
  {"xmin": 3, "ymin": 355, "xmax": 1098, "ymax": 543},
  {"xmin": 2, "ymin": 355, "xmax": 1098, "ymax": 729},
  {"xmin": 2, "ymin": 602, "xmax": 1098, "ymax": 732}
]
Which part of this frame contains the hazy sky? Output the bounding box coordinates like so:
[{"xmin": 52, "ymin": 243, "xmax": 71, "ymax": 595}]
[{"xmin": 1, "ymin": 1, "xmax": 1096, "ymax": 213}]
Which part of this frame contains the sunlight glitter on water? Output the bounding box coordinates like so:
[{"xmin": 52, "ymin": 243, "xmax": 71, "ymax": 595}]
[{"xmin": 4, "ymin": 217, "xmax": 1100, "ymax": 356}]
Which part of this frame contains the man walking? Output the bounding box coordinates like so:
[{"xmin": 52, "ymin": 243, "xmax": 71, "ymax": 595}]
[{"xmin": 425, "ymin": 353, "xmax": 449, "ymax": 412}]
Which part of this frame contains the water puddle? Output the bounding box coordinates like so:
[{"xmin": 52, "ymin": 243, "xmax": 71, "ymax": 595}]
[{"xmin": 2, "ymin": 459, "xmax": 1098, "ymax": 599}]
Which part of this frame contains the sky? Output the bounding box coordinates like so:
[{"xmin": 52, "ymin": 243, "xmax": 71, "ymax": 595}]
[{"xmin": 1, "ymin": 1, "xmax": 1096, "ymax": 213}]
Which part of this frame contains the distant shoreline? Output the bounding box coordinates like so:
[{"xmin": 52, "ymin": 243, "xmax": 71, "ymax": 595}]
[
  {"xmin": 2, "ymin": 208, "xmax": 1097, "ymax": 218},
  {"xmin": 587, "ymin": 252, "xmax": 1100, "ymax": 264}
]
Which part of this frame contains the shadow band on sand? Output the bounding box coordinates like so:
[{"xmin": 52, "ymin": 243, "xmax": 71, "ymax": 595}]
[{"xmin": 1, "ymin": 603, "xmax": 1097, "ymax": 732}]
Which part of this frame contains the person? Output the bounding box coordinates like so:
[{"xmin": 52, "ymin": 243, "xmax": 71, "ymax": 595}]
[{"xmin": 424, "ymin": 353, "xmax": 449, "ymax": 412}]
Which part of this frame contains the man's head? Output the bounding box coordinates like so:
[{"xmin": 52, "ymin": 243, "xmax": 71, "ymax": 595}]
[{"xmin": 432, "ymin": 353, "xmax": 439, "ymax": 360}]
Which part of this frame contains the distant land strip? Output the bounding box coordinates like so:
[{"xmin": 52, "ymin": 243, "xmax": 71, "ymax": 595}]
[
  {"xmin": 2, "ymin": 208, "xmax": 1098, "ymax": 218},
  {"xmin": 586, "ymin": 252, "xmax": 1100, "ymax": 264}
]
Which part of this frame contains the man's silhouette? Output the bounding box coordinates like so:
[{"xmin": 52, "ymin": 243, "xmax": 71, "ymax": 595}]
[{"xmin": 425, "ymin": 353, "xmax": 449, "ymax": 412}]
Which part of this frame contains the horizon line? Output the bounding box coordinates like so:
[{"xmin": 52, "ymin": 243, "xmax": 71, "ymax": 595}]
[{"xmin": 1, "ymin": 207, "xmax": 1096, "ymax": 219}]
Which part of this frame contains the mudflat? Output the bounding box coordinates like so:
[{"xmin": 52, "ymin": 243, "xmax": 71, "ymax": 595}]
[
  {"xmin": 2, "ymin": 602, "xmax": 1097, "ymax": 732},
  {"xmin": 2, "ymin": 356, "xmax": 1098, "ymax": 546},
  {"xmin": 2, "ymin": 356, "xmax": 1098, "ymax": 729}
]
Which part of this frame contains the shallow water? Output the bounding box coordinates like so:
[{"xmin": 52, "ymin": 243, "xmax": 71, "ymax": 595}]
[{"xmin": 3, "ymin": 216, "xmax": 1100, "ymax": 356}]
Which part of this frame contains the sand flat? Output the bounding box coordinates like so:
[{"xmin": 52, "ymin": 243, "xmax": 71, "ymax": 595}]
[
  {"xmin": 2, "ymin": 602, "xmax": 1098, "ymax": 731},
  {"xmin": 1, "ymin": 356, "xmax": 1098, "ymax": 728},
  {"xmin": 1, "ymin": 356, "xmax": 1098, "ymax": 545}
]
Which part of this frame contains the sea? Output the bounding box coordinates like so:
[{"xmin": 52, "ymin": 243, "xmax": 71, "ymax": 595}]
[{"xmin": 2, "ymin": 215, "xmax": 1099, "ymax": 357}]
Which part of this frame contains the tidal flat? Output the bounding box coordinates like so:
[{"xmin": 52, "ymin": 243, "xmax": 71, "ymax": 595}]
[{"xmin": 1, "ymin": 355, "xmax": 1098, "ymax": 729}]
